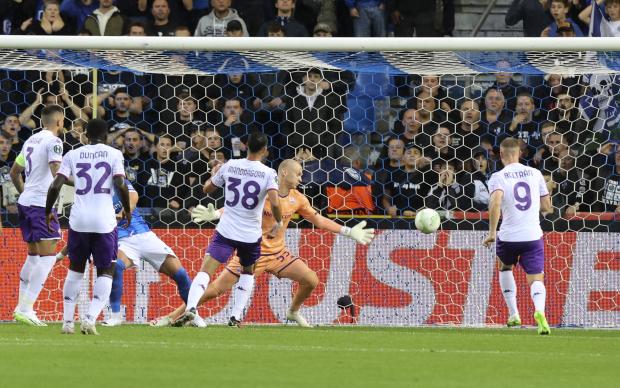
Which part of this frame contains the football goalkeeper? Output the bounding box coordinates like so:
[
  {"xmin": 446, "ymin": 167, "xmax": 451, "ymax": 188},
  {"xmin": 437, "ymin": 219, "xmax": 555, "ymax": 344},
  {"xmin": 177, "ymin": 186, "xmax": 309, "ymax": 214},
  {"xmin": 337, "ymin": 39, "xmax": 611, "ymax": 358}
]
[{"xmin": 153, "ymin": 159, "xmax": 375, "ymax": 327}]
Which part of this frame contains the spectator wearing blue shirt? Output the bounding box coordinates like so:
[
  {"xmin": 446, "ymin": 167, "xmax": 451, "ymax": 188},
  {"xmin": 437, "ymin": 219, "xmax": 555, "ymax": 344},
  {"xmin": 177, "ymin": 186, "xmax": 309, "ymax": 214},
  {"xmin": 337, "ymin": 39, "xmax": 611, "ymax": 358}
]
[
  {"xmin": 60, "ymin": 0, "xmax": 98, "ymax": 32},
  {"xmin": 345, "ymin": 0, "xmax": 386, "ymax": 37}
]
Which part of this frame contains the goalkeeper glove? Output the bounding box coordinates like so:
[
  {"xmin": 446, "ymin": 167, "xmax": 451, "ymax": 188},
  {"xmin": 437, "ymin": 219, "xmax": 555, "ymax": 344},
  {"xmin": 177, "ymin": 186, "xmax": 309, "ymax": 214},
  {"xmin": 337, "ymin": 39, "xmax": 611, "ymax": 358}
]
[
  {"xmin": 191, "ymin": 204, "xmax": 221, "ymax": 223},
  {"xmin": 340, "ymin": 221, "xmax": 375, "ymax": 245}
]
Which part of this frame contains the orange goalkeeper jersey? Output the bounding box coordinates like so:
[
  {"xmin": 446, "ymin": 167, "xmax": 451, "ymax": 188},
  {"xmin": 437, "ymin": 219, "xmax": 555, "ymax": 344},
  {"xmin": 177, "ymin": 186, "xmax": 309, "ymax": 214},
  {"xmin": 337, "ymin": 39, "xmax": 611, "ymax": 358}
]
[{"xmin": 261, "ymin": 189, "xmax": 317, "ymax": 255}]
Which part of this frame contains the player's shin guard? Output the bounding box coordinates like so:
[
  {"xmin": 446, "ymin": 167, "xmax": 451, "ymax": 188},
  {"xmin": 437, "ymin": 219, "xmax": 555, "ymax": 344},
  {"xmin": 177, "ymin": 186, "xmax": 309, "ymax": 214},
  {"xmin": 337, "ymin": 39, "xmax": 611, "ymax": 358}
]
[
  {"xmin": 17, "ymin": 255, "xmax": 38, "ymax": 311},
  {"xmin": 21, "ymin": 255, "xmax": 56, "ymax": 313},
  {"xmin": 63, "ymin": 270, "xmax": 83, "ymax": 324},
  {"xmin": 86, "ymin": 275, "xmax": 113, "ymax": 324},
  {"xmin": 230, "ymin": 274, "xmax": 255, "ymax": 321},
  {"xmin": 530, "ymin": 281, "xmax": 546, "ymax": 313},
  {"xmin": 172, "ymin": 268, "xmax": 191, "ymax": 304},
  {"xmin": 499, "ymin": 270, "xmax": 519, "ymax": 318},
  {"xmin": 186, "ymin": 272, "xmax": 210, "ymax": 310},
  {"xmin": 109, "ymin": 260, "xmax": 126, "ymax": 314}
]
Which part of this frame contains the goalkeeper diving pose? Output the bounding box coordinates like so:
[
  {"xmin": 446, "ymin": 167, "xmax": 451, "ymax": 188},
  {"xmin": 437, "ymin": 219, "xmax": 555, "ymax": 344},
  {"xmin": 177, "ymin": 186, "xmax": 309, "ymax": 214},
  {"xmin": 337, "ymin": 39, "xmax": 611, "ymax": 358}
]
[{"xmin": 153, "ymin": 159, "xmax": 375, "ymax": 328}]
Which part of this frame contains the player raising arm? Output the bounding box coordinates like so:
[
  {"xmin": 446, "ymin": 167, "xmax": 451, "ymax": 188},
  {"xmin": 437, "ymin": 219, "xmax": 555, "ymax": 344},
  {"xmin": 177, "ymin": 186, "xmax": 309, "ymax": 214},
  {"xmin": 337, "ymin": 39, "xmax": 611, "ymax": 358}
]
[
  {"xmin": 11, "ymin": 105, "xmax": 65, "ymax": 326},
  {"xmin": 46, "ymin": 118, "xmax": 131, "ymax": 335},
  {"xmin": 483, "ymin": 137, "xmax": 553, "ymax": 335},
  {"xmin": 154, "ymin": 159, "xmax": 374, "ymax": 328},
  {"xmin": 175, "ymin": 132, "xmax": 283, "ymax": 327}
]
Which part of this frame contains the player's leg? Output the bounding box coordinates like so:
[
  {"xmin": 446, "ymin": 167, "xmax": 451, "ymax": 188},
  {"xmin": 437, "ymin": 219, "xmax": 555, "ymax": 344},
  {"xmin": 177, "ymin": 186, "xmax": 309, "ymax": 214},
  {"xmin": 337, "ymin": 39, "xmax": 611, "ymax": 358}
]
[
  {"xmin": 102, "ymin": 251, "xmax": 134, "ymax": 327},
  {"xmin": 228, "ymin": 263, "xmax": 256, "ymax": 327},
  {"xmin": 82, "ymin": 230, "xmax": 118, "ymax": 335},
  {"xmin": 155, "ymin": 269, "xmax": 239, "ymax": 326},
  {"xmin": 521, "ymin": 239, "xmax": 549, "ymax": 335},
  {"xmin": 277, "ymin": 258, "xmax": 319, "ymax": 328},
  {"xmin": 184, "ymin": 232, "xmax": 235, "ymax": 314},
  {"xmin": 62, "ymin": 229, "xmax": 89, "ymax": 334},
  {"xmin": 495, "ymin": 239, "xmax": 521, "ymax": 327},
  {"xmin": 158, "ymin": 255, "xmax": 191, "ymax": 305},
  {"xmin": 226, "ymin": 239, "xmax": 262, "ymax": 327},
  {"xmin": 14, "ymin": 205, "xmax": 60, "ymax": 326}
]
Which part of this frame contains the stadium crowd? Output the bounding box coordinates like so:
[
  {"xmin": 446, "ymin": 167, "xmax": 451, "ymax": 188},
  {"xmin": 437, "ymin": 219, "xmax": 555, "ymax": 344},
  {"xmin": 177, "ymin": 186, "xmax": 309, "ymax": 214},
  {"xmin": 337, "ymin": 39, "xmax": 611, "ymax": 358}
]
[{"xmin": 0, "ymin": 0, "xmax": 619, "ymax": 222}]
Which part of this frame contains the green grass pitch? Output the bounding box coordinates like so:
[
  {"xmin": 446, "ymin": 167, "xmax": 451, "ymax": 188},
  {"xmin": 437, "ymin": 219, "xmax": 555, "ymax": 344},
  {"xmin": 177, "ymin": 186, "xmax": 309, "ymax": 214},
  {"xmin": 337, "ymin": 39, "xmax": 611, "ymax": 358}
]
[{"xmin": 1, "ymin": 324, "xmax": 619, "ymax": 388}]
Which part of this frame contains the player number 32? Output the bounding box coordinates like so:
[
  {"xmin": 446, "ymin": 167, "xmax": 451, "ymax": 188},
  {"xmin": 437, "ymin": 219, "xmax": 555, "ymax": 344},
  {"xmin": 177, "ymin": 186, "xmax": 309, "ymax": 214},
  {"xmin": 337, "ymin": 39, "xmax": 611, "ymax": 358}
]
[{"xmin": 75, "ymin": 162, "xmax": 112, "ymax": 195}]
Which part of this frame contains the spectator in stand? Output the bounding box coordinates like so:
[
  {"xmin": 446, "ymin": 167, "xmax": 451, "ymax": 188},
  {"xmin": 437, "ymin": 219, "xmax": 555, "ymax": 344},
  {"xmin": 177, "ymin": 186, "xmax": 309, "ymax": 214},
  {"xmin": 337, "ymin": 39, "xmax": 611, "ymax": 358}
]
[
  {"xmin": 387, "ymin": 0, "xmax": 438, "ymax": 37},
  {"xmin": 179, "ymin": 126, "xmax": 223, "ymax": 187},
  {"xmin": 258, "ymin": 0, "xmax": 308, "ymax": 36},
  {"xmin": 160, "ymin": 91, "xmax": 207, "ymax": 149},
  {"xmin": 122, "ymin": 127, "xmax": 151, "ymax": 184},
  {"xmin": 506, "ymin": 0, "xmax": 553, "ymax": 37},
  {"xmin": 174, "ymin": 24, "xmax": 192, "ymax": 35},
  {"xmin": 346, "ymin": 0, "xmax": 386, "ymax": 37},
  {"xmin": 482, "ymin": 60, "xmax": 523, "ymax": 112},
  {"xmin": 553, "ymin": 154, "xmax": 592, "ymax": 217},
  {"xmin": 408, "ymin": 75, "xmax": 453, "ymax": 113},
  {"xmin": 452, "ymin": 99, "xmax": 494, "ymax": 160},
  {"xmin": 22, "ymin": 0, "xmax": 76, "ymax": 35},
  {"xmin": 395, "ymin": 108, "xmax": 431, "ymax": 148},
  {"xmin": 1, "ymin": 115, "xmax": 27, "ymax": 153},
  {"xmin": 315, "ymin": 0, "xmax": 338, "ymax": 35},
  {"xmin": 137, "ymin": 134, "xmax": 189, "ymax": 213},
  {"xmin": 425, "ymin": 159, "xmax": 463, "ymax": 211},
  {"xmin": 546, "ymin": 92, "xmax": 591, "ymax": 145},
  {"xmin": 127, "ymin": 21, "xmax": 147, "ymax": 35},
  {"xmin": 538, "ymin": 131, "xmax": 571, "ymax": 172},
  {"xmin": 481, "ymin": 87, "xmax": 512, "ymax": 144},
  {"xmin": 458, "ymin": 148, "xmax": 491, "ymax": 211},
  {"xmin": 579, "ymin": 0, "xmax": 620, "ymax": 35},
  {"xmin": 499, "ymin": 92, "xmax": 544, "ymax": 159},
  {"xmin": 414, "ymin": 91, "xmax": 446, "ymax": 128},
  {"xmin": 105, "ymin": 88, "xmax": 148, "ymax": 134},
  {"xmin": 0, "ymin": 133, "xmax": 19, "ymax": 214},
  {"xmin": 225, "ymin": 19, "xmax": 244, "ymax": 36},
  {"xmin": 218, "ymin": 72, "xmax": 257, "ymax": 105},
  {"xmin": 62, "ymin": 118, "xmax": 87, "ymax": 153},
  {"xmin": 216, "ymin": 97, "xmax": 257, "ymax": 157},
  {"xmin": 374, "ymin": 136, "xmax": 405, "ymax": 199},
  {"xmin": 313, "ymin": 21, "xmax": 333, "ymax": 36},
  {"xmin": 149, "ymin": 0, "xmax": 178, "ymax": 36},
  {"xmin": 324, "ymin": 146, "xmax": 375, "ymax": 215},
  {"xmin": 60, "ymin": 0, "xmax": 98, "ymax": 33},
  {"xmin": 424, "ymin": 125, "xmax": 455, "ymax": 165},
  {"xmin": 194, "ymin": 0, "xmax": 248, "ymax": 36},
  {"xmin": 533, "ymin": 73, "xmax": 582, "ymax": 111},
  {"xmin": 84, "ymin": 0, "xmax": 126, "ymax": 35},
  {"xmin": 19, "ymin": 87, "xmax": 74, "ymax": 132},
  {"xmin": 266, "ymin": 20, "xmax": 286, "ymax": 36},
  {"xmin": 282, "ymin": 68, "xmax": 342, "ymax": 159},
  {"xmin": 382, "ymin": 142, "xmax": 431, "ymax": 217},
  {"xmin": 589, "ymin": 143, "xmax": 620, "ymax": 213},
  {"xmin": 541, "ymin": 0, "xmax": 584, "ymax": 36}
]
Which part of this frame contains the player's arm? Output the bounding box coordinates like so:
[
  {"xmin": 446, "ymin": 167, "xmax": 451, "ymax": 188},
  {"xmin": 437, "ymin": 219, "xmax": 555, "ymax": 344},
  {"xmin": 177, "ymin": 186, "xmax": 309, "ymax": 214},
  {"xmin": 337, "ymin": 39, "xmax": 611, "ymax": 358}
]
[
  {"xmin": 266, "ymin": 189, "xmax": 283, "ymax": 238},
  {"xmin": 49, "ymin": 161, "xmax": 61, "ymax": 177},
  {"xmin": 540, "ymin": 194, "xmax": 552, "ymax": 216},
  {"xmin": 45, "ymin": 173, "xmax": 69, "ymax": 230},
  {"xmin": 305, "ymin": 211, "xmax": 375, "ymax": 245},
  {"xmin": 113, "ymin": 176, "xmax": 132, "ymax": 226},
  {"xmin": 483, "ymin": 189, "xmax": 503, "ymax": 248},
  {"xmin": 9, "ymin": 154, "xmax": 25, "ymax": 194}
]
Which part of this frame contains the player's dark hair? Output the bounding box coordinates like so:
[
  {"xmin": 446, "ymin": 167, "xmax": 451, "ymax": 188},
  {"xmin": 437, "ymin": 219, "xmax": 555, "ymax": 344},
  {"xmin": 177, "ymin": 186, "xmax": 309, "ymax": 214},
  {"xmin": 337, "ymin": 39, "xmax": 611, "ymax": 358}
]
[
  {"xmin": 41, "ymin": 105, "xmax": 64, "ymax": 126},
  {"xmin": 247, "ymin": 131, "xmax": 268, "ymax": 153},
  {"xmin": 85, "ymin": 118, "xmax": 109, "ymax": 142}
]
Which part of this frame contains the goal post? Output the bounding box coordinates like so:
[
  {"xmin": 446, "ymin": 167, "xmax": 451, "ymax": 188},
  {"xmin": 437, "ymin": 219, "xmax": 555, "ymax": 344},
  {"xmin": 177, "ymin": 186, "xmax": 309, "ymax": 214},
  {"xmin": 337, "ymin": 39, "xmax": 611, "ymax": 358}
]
[{"xmin": 0, "ymin": 36, "xmax": 618, "ymax": 328}]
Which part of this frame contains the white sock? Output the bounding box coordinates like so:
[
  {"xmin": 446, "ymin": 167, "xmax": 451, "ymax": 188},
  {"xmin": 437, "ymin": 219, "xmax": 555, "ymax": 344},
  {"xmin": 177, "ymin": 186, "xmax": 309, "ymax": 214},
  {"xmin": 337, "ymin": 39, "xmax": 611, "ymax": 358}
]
[
  {"xmin": 86, "ymin": 276, "xmax": 113, "ymax": 324},
  {"xmin": 186, "ymin": 272, "xmax": 210, "ymax": 310},
  {"xmin": 63, "ymin": 270, "xmax": 83, "ymax": 324},
  {"xmin": 530, "ymin": 281, "xmax": 546, "ymax": 313},
  {"xmin": 499, "ymin": 270, "xmax": 519, "ymax": 318},
  {"xmin": 17, "ymin": 255, "xmax": 38, "ymax": 311},
  {"xmin": 230, "ymin": 274, "xmax": 255, "ymax": 320},
  {"xmin": 20, "ymin": 255, "xmax": 56, "ymax": 313}
]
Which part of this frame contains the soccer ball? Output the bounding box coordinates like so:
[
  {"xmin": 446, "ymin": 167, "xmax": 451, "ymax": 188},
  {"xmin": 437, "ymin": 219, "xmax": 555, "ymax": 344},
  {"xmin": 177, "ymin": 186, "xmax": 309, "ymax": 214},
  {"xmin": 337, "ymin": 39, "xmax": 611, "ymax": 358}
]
[{"xmin": 415, "ymin": 208, "xmax": 441, "ymax": 234}]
